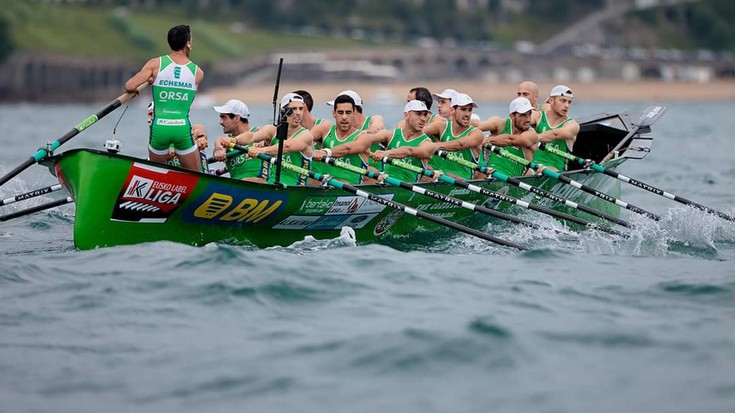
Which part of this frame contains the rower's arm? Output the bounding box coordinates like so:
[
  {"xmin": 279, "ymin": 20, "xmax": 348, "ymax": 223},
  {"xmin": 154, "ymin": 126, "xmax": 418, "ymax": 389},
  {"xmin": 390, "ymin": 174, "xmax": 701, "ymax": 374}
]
[
  {"xmin": 124, "ymin": 58, "xmax": 158, "ymax": 93},
  {"xmin": 255, "ymin": 130, "xmax": 314, "ymax": 156},
  {"xmin": 310, "ymin": 123, "xmax": 330, "ymax": 146},
  {"xmin": 538, "ymin": 120, "xmax": 579, "ymax": 145},
  {"xmin": 436, "ymin": 129, "xmax": 483, "ymax": 151},
  {"xmin": 234, "ymin": 125, "xmax": 275, "ymax": 146},
  {"xmin": 477, "ymin": 116, "xmax": 504, "ymax": 134},
  {"xmin": 325, "ymin": 131, "xmax": 371, "ymax": 157},
  {"xmin": 381, "ymin": 139, "xmax": 436, "ymax": 160},
  {"xmin": 422, "ymin": 119, "xmax": 446, "ymax": 141},
  {"xmin": 485, "ymin": 129, "xmax": 538, "ymax": 149}
]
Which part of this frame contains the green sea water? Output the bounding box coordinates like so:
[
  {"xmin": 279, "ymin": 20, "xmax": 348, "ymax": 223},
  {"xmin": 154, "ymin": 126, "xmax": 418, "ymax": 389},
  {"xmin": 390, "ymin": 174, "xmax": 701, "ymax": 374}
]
[{"xmin": 1, "ymin": 99, "xmax": 734, "ymax": 413}]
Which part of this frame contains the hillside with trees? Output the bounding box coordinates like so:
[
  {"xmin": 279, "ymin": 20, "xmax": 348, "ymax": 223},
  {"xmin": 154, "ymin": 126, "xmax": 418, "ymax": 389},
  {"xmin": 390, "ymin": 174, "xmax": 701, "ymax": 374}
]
[{"xmin": 0, "ymin": 0, "xmax": 733, "ymax": 65}]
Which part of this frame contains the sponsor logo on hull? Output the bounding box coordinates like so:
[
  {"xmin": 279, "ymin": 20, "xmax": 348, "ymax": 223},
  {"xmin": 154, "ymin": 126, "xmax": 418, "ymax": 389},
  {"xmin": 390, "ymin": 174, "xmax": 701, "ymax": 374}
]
[
  {"xmin": 182, "ymin": 183, "xmax": 286, "ymax": 226},
  {"xmin": 112, "ymin": 163, "xmax": 198, "ymax": 223}
]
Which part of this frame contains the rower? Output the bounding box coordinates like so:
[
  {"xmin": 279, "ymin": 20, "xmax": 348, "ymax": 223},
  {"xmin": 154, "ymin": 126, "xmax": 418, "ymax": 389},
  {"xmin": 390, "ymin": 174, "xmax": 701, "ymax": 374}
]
[
  {"xmin": 478, "ymin": 97, "xmax": 539, "ymax": 177},
  {"xmin": 531, "ymin": 85, "xmax": 580, "ymax": 172},
  {"xmin": 396, "ymin": 86, "xmax": 434, "ymax": 127},
  {"xmin": 211, "ymin": 99, "xmax": 268, "ymax": 183},
  {"xmin": 124, "ymin": 24, "xmax": 204, "ymax": 172},
  {"xmin": 326, "ymin": 89, "xmax": 385, "ymax": 173},
  {"xmin": 292, "ymin": 89, "xmax": 332, "ymax": 131},
  {"xmin": 424, "ymin": 93, "xmax": 484, "ymax": 180},
  {"xmin": 431, "ymin": 88, "xmax": 458, "ymax": 122},
  {"xmin": 311, "ymin": 94, "xmax": 369, "ymax": 185},
  {"xmin": 327, "ymin": 89, "xmax": 384, "ymax": 132},
  {"xmin": 228, "ymin": 93, "xmax": 315, "ymax": 186}
]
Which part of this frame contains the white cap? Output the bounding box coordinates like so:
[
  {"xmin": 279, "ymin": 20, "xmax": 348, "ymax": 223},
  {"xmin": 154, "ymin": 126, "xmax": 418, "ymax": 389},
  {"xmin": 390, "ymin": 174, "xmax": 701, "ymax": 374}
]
[
  {"xmin": 327, "ymin": 89, "xmax": 363, "ymax": 107},
  {"xmin": 451, "ymin": 93, "xmax": 478, "ymax": 108},
  {"xmin": 213, "ymin": 99, "xmax": 250, "ymax": 119},
  {"xmin": 509, "ymin": 97, "xmax": 534, "ymax": 114},
  {"xmin": 403, "ymin": 99, "xmax": 429, "ymax": 113},
  {"xmin": 549, "ymin": 85, "xmax": 573, "ymax": 98},
  {"xmin": 432, "ymin": 88, "xmax": 459, "ymax": 100},
  {"xmin": 280, "ymin": 92, "xmax": 304, "ymax": 109}
]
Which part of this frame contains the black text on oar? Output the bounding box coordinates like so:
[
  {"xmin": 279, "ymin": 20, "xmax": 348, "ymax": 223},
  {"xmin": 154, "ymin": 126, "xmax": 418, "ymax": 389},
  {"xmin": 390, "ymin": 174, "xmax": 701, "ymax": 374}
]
[
  {"xmin": 488, "ymin": 145, "xmax": 661, "ymax": 221},
  {"xmin": 539, "ymin": 142, "xmax": 735, "ymax": 223}
]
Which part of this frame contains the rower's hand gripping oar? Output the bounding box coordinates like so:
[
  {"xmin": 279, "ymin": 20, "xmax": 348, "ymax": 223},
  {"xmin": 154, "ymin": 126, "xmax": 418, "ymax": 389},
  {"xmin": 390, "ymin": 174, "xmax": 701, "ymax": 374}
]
[
  {"xmin": 381, "ymin": 156, "xmax": 627, "ymax": 237},
  {"xmin": 320, "ymin": 156, "xmax": 545, "ymax": 231},
  {"xmin": 0, "ymin": 82, "xmax": 150, "ymax": 188},
  {"xmin": 436, "ymin": 150, "xmax": 631, "ymax": 228},
  {"xmin": 538, "ymin": 142, "xmax": 735, "ymax": 223},
  {"xmin": 241, "ymin": 148, "xmax": 526, "ymax": 250},
  {"xmin": 488, "ymin": 145, "xmax": 661, "ymax": 221}
]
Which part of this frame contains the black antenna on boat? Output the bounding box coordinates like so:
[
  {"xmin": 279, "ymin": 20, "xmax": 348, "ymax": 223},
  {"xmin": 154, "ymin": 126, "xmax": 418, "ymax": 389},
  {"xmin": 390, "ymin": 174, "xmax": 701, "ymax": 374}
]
[
  {"xmin": 272, "ymin": 57, "xmax": 287, "ymax": 186},
  {"xmin": 105, "ymin": 104, "xmax": 128, "ymax": 154}
]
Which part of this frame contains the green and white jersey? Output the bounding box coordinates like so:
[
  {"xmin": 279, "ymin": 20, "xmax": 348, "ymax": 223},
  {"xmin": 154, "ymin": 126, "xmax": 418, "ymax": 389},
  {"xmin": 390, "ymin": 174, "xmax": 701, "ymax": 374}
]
[
  {"xmin": 532, "ymin": 111, "xmax": 573, "ymax": 171},
  {"xmin": 267, "ymin": 127, "xmax": 311, "ymax": 186},
  {"xmin": 382, "ymin": 129, "xmax": 432, "ymax": 182},
  {"xmin": 317, "ymin": 126, "xmax": 366, "ymax": 185},
  {"xmin": 149, "ymin": 55, "xmax": 199, "ymax": 152},
  {"xmin": 486, "ymin": 118, "xmax": 526, "ymax": 177},
  {"xmin": 226, "ymin": 127, "xmax": 268, "ymax": 180},
  {"xmin": 428, "ymin": 121, "xmax": 477, "ymax": 180},
  {"xmin": 360, "ymin": 115, "xmax": 384, "ymax": 170}
]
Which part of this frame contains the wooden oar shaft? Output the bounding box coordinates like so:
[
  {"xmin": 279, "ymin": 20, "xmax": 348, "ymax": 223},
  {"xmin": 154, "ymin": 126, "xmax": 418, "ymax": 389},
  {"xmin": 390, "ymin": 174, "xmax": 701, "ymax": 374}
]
[
  {"xmin": 251, "ymin": 151, "xmax": 526, "ymax": 250},
  {"xmin": 489, "ymin": 145, "xmax": 661, "ymax": 221},
  {"xmin": 323, "ymin": 157, "xmax": 541, "ymax": 230},
  {"xmin": 385, "ymin": 158, "xmax": 627, "ymax": 237},
  {"xmin": 0, "ymin": 83, "xmax": 149, "ymax": 187},
  {"xmin": 540, "ymin": 142, "xmax": 735, "ymax": 223},
  {"xmin": 0, "ymin": 197, "xmax": 73, "ymax": 222},
  {"xmin": 1, "ymin": 184, "xmax": 63, "ymax": 207},
  {"xmin": 436, "ymin": 150, "xmax": 631, "ymax": 228}
]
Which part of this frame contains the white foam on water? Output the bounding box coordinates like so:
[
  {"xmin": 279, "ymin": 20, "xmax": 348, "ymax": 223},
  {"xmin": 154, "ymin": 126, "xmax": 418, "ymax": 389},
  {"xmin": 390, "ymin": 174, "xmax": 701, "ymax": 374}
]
[{"xmin": 281, "ymin": 226, "xmax": 358, "ymax": 252}]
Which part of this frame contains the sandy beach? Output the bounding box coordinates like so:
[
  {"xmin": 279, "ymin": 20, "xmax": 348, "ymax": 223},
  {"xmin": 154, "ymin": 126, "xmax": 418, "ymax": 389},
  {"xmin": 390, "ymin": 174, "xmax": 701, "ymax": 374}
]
[{"xmin": 202, "ymin": 80, "xmax": 735, "ymax": 105}]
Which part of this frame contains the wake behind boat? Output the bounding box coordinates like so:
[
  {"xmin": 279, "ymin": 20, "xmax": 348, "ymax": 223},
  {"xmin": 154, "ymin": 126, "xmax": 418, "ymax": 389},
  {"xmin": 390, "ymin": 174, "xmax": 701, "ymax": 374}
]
[{"xmin": 36, "ymin": 106, "xmax": 660, "ymax": 250}]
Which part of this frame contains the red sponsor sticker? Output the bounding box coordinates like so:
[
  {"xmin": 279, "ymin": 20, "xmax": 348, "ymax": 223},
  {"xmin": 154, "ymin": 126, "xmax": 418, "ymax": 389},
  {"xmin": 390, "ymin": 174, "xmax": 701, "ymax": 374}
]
[{"xmin": 112, "ymin": 163, "xmax": 199, "ymax": 223}]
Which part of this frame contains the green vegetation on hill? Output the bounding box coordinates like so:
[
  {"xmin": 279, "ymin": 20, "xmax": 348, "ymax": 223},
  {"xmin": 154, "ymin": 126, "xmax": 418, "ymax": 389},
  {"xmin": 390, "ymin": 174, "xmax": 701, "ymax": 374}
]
[
  {"xmin": 0, "ymin": 0, "xmax": 733, "ymax": 65},
  {"xmin": 0, "ymin": 2, "xmax": 377, "ymax": 64}
]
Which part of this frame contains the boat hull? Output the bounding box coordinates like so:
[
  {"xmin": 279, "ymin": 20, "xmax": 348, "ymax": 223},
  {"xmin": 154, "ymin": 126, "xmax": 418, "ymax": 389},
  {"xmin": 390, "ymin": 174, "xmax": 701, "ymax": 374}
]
[{"xmin": 51, "ymin": 149, "xmax": 623, "ymax": 250}]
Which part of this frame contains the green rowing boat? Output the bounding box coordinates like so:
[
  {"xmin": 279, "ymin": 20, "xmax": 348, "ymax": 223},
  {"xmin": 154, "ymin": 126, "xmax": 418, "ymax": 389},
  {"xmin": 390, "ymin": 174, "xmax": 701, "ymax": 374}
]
[{"xmin": 45, "ymin": 107, "xmax": 659, "ymax": 250}]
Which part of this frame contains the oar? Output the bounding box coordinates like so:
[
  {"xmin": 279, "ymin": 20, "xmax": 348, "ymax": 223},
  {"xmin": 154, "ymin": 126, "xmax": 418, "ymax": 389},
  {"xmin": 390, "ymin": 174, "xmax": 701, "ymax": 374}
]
[
  {"xmin": 1, "ymin": 184, "xmax": 63, "ymax": 207},
  {"xmin": 320, "ymin": 156, "xmax": 546, "ymax": 231},
  {"xmin": 0, "ymin": 82, "xmax": 149, "ymax": 187},
  {"xmin": 487, "ymin": 145, "xmax": 661, "ymax": 221},
  {"xmin": 539, "ymin": 142, "xmax": 735, "ymax": 223},
  {"xmin": 0, "ymin": 197, "xmax": 73, "ymax": 222},
  {"xmin": 245, "ymin": 149, "xmax": 526, "ymax": 250},
  {"xmin": 383, "ymin": 157, "xmax": 627, "ymax": 237},
  {"xmin": 436, "ymin": 150, "xmax": 631, "ymax": 228}
]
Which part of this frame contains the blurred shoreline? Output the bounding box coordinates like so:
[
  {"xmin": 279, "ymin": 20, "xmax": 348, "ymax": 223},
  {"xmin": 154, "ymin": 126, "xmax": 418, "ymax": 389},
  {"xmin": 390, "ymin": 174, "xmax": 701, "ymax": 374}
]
[{"xmin": 202, "ymin": 80, "xmax": 735, "ymax": 105}]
